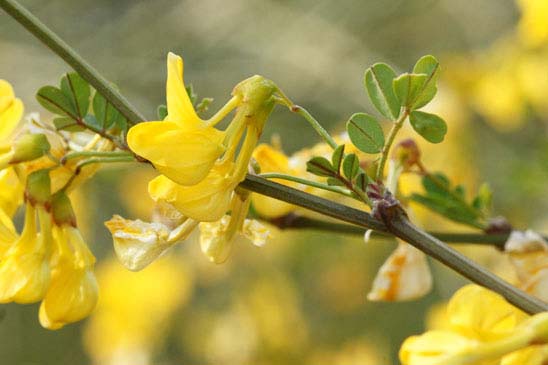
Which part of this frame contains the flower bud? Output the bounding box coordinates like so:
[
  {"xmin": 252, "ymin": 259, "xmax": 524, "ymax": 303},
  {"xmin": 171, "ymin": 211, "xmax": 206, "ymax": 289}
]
[
  {"xmin": 51, "ymin": 192, "xmax": 76, "ymax": 227},
  {"xmin": 25, "ymin": 169, "xmax": 51, "ymax": 206},
  {"xmin": 392, "ymin": 138, "xmax": 421, "ymax": 171},
  {"xmin": 10, "ymin": 133, "xmax": 50, "ymax": 164}
]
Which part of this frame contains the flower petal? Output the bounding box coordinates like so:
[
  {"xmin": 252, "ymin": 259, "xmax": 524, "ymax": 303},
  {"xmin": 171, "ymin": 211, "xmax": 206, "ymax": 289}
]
[
  {"xmin": 448, "ymin": 285, "xmax": 527, "ymax": 341},
  {"xmin": 165, "ymin": 52, "xmax": 202, "ymax": 130},
  {"xmin": 148, "ymin": 167, "xmax": 233, "ymax": 222},
  {"xmin": 39, "ymin": 265, "xmax": 98, "ymax": 330},
  {"xmin": 400, "ymin": 330, "xmax": 479, "ymax": 365},
  {"xmin": 127, "ymin": 121, "xmax": 225, "ymax": 186},
  {"xmin": 0, "ymin": 80, "xmax": 23, "ymax": 141}
]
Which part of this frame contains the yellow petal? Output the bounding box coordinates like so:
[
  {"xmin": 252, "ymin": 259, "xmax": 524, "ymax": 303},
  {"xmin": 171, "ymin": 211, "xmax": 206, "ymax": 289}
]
[
  {"xmin": 39, "ymin": 265, "xmax": 98, "ymax": 330},
  {"xmin": 501, "ymin": 345, "xmax": 548, "ymax": 365},
  {"xmin": 199, "ymin": 215, "xmax": 235, "ymax": 264},
  {"xmin": 251, "ymin": 144, "xmax": 296, "ymax": 218},
  {"xmin": 148, "ymin": 170, "xmax": 233, "ymax": 222},
  {"xmin": 3, "ymin": 252, "xmax": 50, "ymax": 304},
  {"xmin": 448, "ymin": 285, "xmax": 527, "ymax": 341},
  {"xmin": 0, "ymin": 207, "xmax": 17, "ymax": 252},
  {"xmin": 39, "ymin": 224, "xmax": 98, "ymax": 329},
  {"xmin": 242, "ymin": 219, "xmax": 270, "ymax": 247},
  {"xmin": 0, "ymin": 167, "xmax": 24, "ymax": 217},
  {"xmin": 0, "ymin": 80, "xmax": 23, "ymax": 141},
  {"xmin": 165, "ymin": 52, "xmax": 202, "ymax": 130},
  {"xmin": 400, "ymin": 330, "xmax": 480, "ymax": 365},
  {"xmin": 127, "ymin": 121, "xmax": 225, "ymax": 186},
  {"xmin": 0, "ymin": 205, "xmax": 51, "ymax": 304}
]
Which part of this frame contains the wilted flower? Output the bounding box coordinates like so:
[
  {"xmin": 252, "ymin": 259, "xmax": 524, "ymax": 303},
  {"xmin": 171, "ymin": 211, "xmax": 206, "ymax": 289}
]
[
  {"xmin": 505, "ymin": 230, "xmax": 548, "ymax": 302},
  {"xmin": 105, "ymin": 214, "xmax": 197, "ymax": 271},
  {"xmin": 367, "ymin": 241, "xmax": 432, "ymax": 301}
]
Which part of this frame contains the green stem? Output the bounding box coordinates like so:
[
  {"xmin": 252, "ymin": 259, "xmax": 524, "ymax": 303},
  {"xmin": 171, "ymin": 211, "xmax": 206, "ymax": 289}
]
[
  {"xmin": 0, "ymin": 0, "xmax": 146, "ymax": 125},
  {"xmin": 376, "ymin": 109, "xmax": 409, "ymax": 181},
  {"xmin": 260, "ymin": 173, "xmax": 354, "ymax": 198},
  {"xmin": 61, "ymin": 150, "xmax": 133, "ymax": 164},
  {"xmin": 75, "ymin": 156, "xmax": 136, "ymax": 172},
  {"xmin": 289, "ymin": 105, "xmax": 338, "ymax": 149},
  {"xmin": 273, "ymin": 90, "xmax": 337, "ymax": 149},
  {"xmin": 240, "ymin": 175, "xmax": 548, "ymax": 314},
  {"xmin": 61, "ymin": 155, "xmax": 137, "ymax": 192}
]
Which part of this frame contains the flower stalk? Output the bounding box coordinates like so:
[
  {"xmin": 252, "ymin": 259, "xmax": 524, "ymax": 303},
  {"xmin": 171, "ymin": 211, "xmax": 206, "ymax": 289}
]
[{"xmin": 376, "ymin": 108, "xmax": 409, "ymax": 181}]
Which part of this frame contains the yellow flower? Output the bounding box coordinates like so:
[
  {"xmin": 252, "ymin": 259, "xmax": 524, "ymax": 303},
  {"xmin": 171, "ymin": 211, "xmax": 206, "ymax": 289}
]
[
  {"xmin": 367, "ymin": 241, "xmax": 432, "ymax": 301},
  {"xmin": 127, "ymin": 53, "xmax": 227, "ymax": 186},
  {"xmin": 105, "ymin": 214, "xmax": 197, "ymax": 271},
  {"xmin": 148, "ymin": 160, "xmax": 236, "ymax": 222},
  {"xmin": 399, "ymin": 285, "xmax": 536, "ymax": 365},
  {"xmin": 39, "ymin": 224, "xmax": 98, "ymax": 330},
  {"xmin": 251, "ymin": 143, "xmax": 297, "ymax": 218},
  {"xmin": 127, "ymin": 52, "xmax": 277, "ymax": 224},
  {"xmin": 145, "ymin": 83, "xmax": 273, "ymax": 222},
  {"xmin": 113, "ymin": 52, "xmax": 280, "ymax": 265},
  {"xmin": 0, "ymin": 204, "xmax": 52, "ymax": 303}
]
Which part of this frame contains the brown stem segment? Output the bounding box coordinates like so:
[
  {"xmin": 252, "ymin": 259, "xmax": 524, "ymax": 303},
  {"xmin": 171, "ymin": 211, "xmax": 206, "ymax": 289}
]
[
  {"xmin": 388, "ymin": 214, "xmax": 548, "ymax": 314},
  {"xmin": 241, "ymin": 174, "xmax": 548, "ymax": 314}
]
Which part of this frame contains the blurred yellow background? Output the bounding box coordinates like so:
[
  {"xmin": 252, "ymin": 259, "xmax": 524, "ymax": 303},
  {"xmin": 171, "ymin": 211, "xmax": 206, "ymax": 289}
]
[{"xmin": 2, "ymin": 0, "xmax": 548, "ymax": 364}]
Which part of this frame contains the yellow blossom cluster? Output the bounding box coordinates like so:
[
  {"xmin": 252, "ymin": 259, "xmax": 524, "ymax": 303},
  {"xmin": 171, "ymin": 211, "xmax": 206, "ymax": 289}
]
[
  {"xmin": 106, "ymin": 53, "xmax": 277, "ymax": 267},
  {"xmin": 0, "ymin": 80, "xmax": 101, "ymax": 329},
  {"xmin": 400, "ymin": 284, "xmax": 548, "ymax": 365}
]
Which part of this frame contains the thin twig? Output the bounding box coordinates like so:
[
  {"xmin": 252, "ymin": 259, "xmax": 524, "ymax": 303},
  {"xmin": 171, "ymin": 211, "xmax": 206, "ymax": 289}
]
[
  {"xmin": 264, "ymin": 214, "xmax": 517, "ymax": 249},
  {"xmin": 376, "ymin": 108, "xmax": 409, "ymax": 181},
  {"xmin": 0, "ymin": 0, "xmax": 147, "ymax": 125}
]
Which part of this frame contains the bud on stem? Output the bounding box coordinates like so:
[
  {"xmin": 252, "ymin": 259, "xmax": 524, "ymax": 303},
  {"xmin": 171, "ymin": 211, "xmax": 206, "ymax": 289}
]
[
  {"xmin": 25, "ymin": 169, "xmax": 51, "ymax": 206},
  {"xmin": 10, "ymin": 133, "xmax": 50, "ymax": 164},
  {"xmin": 51, "ymin": 192, "xmax": 76, "ymax": 227}
]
